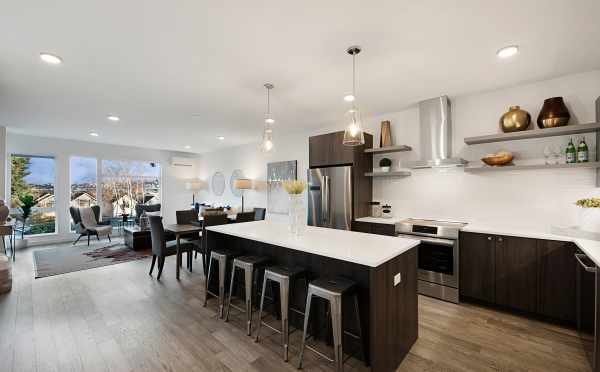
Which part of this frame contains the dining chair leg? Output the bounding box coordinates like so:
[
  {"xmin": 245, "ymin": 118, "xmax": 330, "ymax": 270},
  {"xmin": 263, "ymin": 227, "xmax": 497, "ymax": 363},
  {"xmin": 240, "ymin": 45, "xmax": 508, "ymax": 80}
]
[
  {"xmin": 157, "ymin": 257, "xmax": 165, "ymax": 280},
  {"xmin": 149, "ymin": 255, "xmax": 157, "ymax": 275},
  {"xmin": 87, "ymin": 234, "xmax": 90, "ymax": 246},
  {"xmin": 96, "ymin": 233, "xmax": 100, "ymax": 241},
  {"xmin": 107, "ymin": 234, "xmax": 111, "ymax": 243},
  {"xmin": 176, "ymin": 251, "xmax": 181, "ymax": 280}
]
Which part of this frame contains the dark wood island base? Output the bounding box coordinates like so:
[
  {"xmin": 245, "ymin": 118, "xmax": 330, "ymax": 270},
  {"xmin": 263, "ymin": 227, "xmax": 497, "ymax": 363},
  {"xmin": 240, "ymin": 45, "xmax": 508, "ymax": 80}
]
[{"xmin": 206, "ymin": 227, "xmax": 418, "ymax": 372}]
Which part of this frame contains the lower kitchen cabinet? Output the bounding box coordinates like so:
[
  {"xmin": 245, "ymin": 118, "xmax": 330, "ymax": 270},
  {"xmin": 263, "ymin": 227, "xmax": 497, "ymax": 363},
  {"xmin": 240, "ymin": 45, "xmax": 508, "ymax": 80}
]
[
  {"xmin": 495, "ymin": 235, "xmax": 538, "ymax": 313},
  {"xmin": 351, "ymin": 221, "xmax": 395, "ymax": 236},
  {"xmin": 537, "ymin": 240, "xmax": 576, "ymax": 323},
  {"xmin": 459, "ymin": 231, "xmax": 576, "ymax": 324},
  {"xmin": 459, "ymin": 232, "xmax": 495, "ymax": 303}
]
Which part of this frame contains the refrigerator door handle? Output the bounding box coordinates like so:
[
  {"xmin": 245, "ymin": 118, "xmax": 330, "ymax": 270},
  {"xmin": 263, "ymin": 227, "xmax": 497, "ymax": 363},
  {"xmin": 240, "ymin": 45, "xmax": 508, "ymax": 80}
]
[{"xmin": 322, "ymin": 175, "xmax": 329, "ymax": 223}]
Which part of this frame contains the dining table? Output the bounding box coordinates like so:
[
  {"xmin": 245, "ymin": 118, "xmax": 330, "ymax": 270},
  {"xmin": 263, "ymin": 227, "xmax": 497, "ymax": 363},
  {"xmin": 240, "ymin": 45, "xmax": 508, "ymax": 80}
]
[{"xmin": 164, "ymin": 223, "xmax": 202, "ymax": 279}]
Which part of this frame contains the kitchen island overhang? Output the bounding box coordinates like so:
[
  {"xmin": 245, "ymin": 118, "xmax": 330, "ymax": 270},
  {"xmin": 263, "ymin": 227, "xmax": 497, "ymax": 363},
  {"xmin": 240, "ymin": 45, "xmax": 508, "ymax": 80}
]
[{"xmin": 206, "ymin": 220, "xmax": 419, "ymax": 372}]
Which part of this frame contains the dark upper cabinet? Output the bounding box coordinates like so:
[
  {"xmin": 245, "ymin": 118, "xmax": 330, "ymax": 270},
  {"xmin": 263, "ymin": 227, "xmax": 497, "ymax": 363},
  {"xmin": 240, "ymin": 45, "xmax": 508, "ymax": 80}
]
[
  {"xmin": 459, "ymin": 232, "xmax": 496, "ymax": 303},
  {"xmin": 309, "ymin": 132, "xmax": 355, "ymax": 167},
  {"xmin": 537, "ymin": 240, "xmax": 576, "ymax": 323},
  {"xmin": 495, "ymin": 235, "xmax": 539, "ymax": 313}
]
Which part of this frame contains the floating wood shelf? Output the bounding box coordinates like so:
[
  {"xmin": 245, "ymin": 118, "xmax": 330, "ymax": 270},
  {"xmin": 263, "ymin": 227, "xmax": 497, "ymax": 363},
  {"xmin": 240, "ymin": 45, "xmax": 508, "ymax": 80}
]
[
  {"xmin": 463, "ymin": 122, "xmax": 600, "ymax": 145},
  {"xmin": 464, "ymin": 161, "xmax": 600, "ymax": 173},
  {"xmin": 365, "ymin": 171, "xmax": 412, "ymax": 177},
  {"xmin": 364, "ymin": 145, "xmax": 412, "ymax": 154}
]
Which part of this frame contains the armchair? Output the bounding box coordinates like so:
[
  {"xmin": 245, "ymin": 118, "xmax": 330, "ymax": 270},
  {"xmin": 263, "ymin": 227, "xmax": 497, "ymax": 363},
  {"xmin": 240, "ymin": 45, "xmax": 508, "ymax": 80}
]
[{"xmin": 70, "ymin": 206, "xmax": 113, "ymax": 245}]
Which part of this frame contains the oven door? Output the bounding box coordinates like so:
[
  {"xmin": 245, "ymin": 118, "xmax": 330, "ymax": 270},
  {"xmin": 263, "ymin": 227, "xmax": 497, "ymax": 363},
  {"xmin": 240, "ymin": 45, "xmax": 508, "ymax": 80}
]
[{"xmin": 399, "ymin": 234, "xmax": 458, "ymax": 288}]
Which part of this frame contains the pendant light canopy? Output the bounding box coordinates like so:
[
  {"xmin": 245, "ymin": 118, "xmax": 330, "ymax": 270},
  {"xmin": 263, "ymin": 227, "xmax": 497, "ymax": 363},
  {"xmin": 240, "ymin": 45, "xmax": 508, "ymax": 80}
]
[
  {"xmin": 260, "ymin": 83, "xmax": 275, "ymax": 153},
  {"xmin": 343, "ymin": 46, "xmax": 365, "ymax": 146}
]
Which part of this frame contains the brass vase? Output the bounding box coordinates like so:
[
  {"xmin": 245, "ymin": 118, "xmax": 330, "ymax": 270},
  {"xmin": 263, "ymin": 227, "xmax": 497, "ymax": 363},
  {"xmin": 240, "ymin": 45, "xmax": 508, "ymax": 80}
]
[
  {"xmin": 380, "ymin": 120, "xmax": 392, "ymax": 147},
  {"xmin": 537, "ymin": 97, "xmax": 570, "ymax": 128},
  {"xmin": 500, "ymin": 106, "xmax": 531, "ymax": 133}
]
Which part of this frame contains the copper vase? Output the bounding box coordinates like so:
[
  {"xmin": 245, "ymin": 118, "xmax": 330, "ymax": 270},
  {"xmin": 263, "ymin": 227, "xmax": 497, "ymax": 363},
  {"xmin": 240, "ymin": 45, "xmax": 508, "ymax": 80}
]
[
  {"xmin": 537, "ymin": 97, "xmax": 570, "ymax": 128},
  {"xmin": 500, "ymin": 106, "xmax": 531, "ymax": 133}
]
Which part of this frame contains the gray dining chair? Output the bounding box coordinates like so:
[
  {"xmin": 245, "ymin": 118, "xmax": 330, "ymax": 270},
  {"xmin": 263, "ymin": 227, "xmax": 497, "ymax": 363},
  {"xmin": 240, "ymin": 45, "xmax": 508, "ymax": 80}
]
[{"xmin": 148, "ymin": 215, "xmax": 194, "ymax": 280}]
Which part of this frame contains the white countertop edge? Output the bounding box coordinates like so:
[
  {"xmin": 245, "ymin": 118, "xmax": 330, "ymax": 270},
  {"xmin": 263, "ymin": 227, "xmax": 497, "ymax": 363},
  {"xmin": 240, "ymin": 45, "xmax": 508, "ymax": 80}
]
[
  {"xmin": 354, "ymin": 217, "xmax": 401, "ymax": 225},
  {"xmin": 206, "ymin": 221, "xmax": 420, "ymax": 267}
]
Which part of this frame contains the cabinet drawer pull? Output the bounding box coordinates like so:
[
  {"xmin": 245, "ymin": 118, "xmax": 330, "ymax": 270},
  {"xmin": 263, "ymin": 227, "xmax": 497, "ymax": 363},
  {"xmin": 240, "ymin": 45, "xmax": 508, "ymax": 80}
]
[
  {"xmin": 487, "ymin": 236, "xmax": 492, "ymax": 241},
  {"xmin": 497, "ymin": 237, "xmax": 503, "ymax": 242}
]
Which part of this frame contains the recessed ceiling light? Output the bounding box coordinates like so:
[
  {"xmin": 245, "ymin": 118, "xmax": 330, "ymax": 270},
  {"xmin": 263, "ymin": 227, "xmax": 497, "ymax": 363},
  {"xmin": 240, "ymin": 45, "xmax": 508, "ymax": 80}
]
[
  {"xmin": 107, "ymin": 115, "xmax": 120, "ymax": 122},
  {"xmin": 89, "ymin": 131, "xmax": 99, "ymax": 137},
  {"xmin": 496, "ymin": 45, "xmax": 519, "ymax": 59},
  {"xmin": 217, "ymin": 136, "xmax": 225, "ymax": 141},
  {"xmin": 184, "ymin": 145, "xmax": 191, "ymax": 149},
  {"xmin": 39, "ymin": 52, "xmax": 63, "ymax": 65},
  {"xmin": 343, "ymin": 94, "xmax": 355, "ymax": 102},
  {"xmin": 264, "ymin": 118, "xmax": 275, "ymax": 124}
]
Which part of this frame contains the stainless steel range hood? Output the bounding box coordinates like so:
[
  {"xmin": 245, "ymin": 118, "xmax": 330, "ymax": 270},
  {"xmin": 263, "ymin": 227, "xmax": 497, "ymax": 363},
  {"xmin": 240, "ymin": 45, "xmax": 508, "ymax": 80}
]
[{"xmin": 405, "ymin": 96, "xmax": 467, "ymax": 168}]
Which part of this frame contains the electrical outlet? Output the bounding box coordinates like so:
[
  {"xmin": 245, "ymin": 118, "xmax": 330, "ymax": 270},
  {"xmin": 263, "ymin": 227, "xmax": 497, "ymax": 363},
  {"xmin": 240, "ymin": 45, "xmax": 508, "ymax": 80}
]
[{"xmin": 394, "ymin": 273, "xmax": 402, "ymax": 286}]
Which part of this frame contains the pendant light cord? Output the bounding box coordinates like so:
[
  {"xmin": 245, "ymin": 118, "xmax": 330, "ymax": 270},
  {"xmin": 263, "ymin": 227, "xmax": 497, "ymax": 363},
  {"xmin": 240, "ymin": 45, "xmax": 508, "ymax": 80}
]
[
  {"xmin": 267, "ymin": 87, "xmax": 270, "ymax": 115},
  {"xmin": 352, "ymin": 52, "xmax": 356, "ymax": 98}
]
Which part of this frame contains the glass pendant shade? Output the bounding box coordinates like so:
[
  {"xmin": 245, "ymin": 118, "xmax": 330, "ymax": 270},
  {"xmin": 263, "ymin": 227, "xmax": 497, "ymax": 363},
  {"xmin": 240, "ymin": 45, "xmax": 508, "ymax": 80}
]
[
  {"xmin": 343, "ymin": 107, "xmax": 365, "ymax": 146},
  {"xmin": 260, "ymin": 125, "xmax": 274, "ymax": 153}
]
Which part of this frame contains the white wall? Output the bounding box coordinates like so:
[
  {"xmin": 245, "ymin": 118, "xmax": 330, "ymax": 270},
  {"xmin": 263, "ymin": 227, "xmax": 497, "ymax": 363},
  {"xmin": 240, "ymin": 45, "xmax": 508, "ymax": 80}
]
[
  {"xmin": 6, "ymin": 133, "xmax": 199, "ymax": 244},
  {"xmin": 196, "ymin": 70, "xmax": 600, "ymax": 229},
  {"xmin": 0, "ymin": 126, "xmax": 6, "ymax": 201}
]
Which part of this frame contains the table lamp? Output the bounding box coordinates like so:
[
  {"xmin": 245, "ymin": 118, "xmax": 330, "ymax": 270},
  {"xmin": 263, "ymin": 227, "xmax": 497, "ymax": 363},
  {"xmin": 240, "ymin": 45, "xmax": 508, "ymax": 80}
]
[
  {"xmin": 185, "ymin": 179, "xmax": 204, "ymax": 206},
  {"xmin": 234, "ymin": 178, "xmax": 252, "ymax": 212}
]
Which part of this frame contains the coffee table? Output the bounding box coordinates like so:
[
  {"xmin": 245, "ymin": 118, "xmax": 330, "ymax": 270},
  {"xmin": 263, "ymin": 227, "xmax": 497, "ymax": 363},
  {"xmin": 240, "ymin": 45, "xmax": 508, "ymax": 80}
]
[{"xmin": 124, "ymin": 226, "xmax": 151, "ymax": 251}]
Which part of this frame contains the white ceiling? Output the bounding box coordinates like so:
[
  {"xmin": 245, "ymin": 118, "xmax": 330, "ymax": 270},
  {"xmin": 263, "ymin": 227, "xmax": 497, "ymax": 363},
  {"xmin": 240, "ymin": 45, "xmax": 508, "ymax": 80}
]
[{"xmin": 1, "ymin": 0, "xmax": 600, "ymax": 153}]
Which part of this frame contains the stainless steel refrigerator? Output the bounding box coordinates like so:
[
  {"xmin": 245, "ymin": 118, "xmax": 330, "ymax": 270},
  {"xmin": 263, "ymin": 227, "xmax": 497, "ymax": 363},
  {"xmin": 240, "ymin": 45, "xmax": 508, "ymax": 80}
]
[{"xmin": 307, "ymin": 166, "xmax": 353, "ymax": 230}]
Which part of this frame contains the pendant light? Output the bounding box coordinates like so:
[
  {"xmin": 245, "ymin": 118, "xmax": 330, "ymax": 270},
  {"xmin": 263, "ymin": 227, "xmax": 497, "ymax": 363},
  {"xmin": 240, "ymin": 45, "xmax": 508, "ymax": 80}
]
[
  {"xmin": 342, "ymin": 46, "xmax": 365, "ymax": 146},
  {"xmin": 260, "ymin": 83, "xmax": 275, "ymax": 153}
]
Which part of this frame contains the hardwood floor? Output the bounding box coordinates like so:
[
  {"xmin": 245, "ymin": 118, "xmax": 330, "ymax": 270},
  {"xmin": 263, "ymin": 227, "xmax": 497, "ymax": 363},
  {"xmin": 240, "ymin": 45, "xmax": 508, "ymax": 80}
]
[{"xmin": 0, "ymin": 241, "xmax": 591, "ymax": 372}]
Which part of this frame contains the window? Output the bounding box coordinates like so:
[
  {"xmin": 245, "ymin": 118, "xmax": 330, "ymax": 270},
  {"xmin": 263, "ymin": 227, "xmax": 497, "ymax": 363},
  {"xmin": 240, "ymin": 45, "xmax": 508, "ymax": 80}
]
[
  {"xmin": 10, "ymin": 154, "xmax": 56, "ymax": 235},
  {"xmin": 70, "ymin": 157, "xmax": 98, "ymax": 208},
  {"xmin": 101, "ymin": 160, "xmax": 160, "ymax": 218}
]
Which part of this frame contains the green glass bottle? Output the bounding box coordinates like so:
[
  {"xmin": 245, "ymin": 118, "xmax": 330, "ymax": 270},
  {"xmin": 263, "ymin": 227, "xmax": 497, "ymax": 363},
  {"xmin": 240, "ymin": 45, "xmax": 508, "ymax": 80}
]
[
  {"xmin": 566, "ymin": 138, "xmax": 576, "ymax": 164},
  {"xmin": 577, "ymin": 137, "xmax": 589, "ymax": 163}
]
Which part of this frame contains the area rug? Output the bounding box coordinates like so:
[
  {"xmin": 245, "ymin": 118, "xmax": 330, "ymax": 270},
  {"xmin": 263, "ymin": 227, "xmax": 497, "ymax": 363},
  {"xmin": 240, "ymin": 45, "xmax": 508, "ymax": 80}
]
[{"xmin": 33, "ymin": 242, "xmax": 151, "ymax": 278}]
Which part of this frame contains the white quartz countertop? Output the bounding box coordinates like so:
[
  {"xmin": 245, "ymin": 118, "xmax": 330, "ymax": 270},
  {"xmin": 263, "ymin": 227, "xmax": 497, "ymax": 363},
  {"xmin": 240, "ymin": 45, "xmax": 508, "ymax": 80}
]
[
  {"xmin": 463, "ymin": 223, "xmax": 600, "ymax": 268},
  {"xmin": 206, "ymin": 220, "xmax": 419, "ymax": 267}
]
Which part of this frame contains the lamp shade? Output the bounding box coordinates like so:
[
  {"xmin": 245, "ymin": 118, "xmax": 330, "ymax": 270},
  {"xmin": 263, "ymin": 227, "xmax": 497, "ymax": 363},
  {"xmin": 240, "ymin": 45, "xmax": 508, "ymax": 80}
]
[
  {"xmin": 185, "ymin": 180, "xmax": 204, "ymax": 191},
  {"xmin": 234, "ymin": 178, "xmax": 252, "ymax": 190}
]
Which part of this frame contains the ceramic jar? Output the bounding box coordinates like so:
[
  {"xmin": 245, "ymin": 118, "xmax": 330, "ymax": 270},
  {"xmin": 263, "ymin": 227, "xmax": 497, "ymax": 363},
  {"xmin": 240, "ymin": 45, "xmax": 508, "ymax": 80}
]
[
  {"xmin": 0, "ymin": 200, "xmax": 9, "ymax": 225},
  {"xmin": 500, "ymin": 106, "xmax": 531, "ymax": 133},
  {"xmin": 537, "ymin": 97, "xmax": 570, "ymax": 128}
]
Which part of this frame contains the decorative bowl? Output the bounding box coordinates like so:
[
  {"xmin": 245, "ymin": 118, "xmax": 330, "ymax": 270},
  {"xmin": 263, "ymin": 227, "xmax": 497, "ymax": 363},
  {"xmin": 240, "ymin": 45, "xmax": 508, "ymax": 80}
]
[{"xmin": 481, "ymin": 152, "xmax": 513, "ymax": 166}]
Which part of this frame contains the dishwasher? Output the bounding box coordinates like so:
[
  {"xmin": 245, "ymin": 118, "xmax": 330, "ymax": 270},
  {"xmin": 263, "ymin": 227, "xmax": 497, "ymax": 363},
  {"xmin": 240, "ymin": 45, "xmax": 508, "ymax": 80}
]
[{"xmin": 575, "ymin": 249, "xmax": 597, "ymax": 370}]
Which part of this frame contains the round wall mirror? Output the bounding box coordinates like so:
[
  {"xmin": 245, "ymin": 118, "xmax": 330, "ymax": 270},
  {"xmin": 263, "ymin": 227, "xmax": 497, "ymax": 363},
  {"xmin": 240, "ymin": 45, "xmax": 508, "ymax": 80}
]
[
  {"xmin": 211, "ymin": 172, "xmax": 225, "ymax": 196},
  {"xmin": 230, "ymin": 169, "xmax": 245, "ymax": 197}
]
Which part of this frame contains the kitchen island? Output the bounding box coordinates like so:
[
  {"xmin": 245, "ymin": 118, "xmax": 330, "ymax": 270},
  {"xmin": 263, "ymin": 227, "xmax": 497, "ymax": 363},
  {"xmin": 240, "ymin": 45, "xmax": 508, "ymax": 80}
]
[{"xmin": 206, "ymin": 220, "xmax": 419, "ymax": 372}]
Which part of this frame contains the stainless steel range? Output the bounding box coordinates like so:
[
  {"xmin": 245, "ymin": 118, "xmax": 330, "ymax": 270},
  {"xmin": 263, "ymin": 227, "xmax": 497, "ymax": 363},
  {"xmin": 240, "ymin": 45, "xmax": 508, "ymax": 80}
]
[{"xmin": 396, "ymin": 218, "xmax": 467, "ymax": 303}]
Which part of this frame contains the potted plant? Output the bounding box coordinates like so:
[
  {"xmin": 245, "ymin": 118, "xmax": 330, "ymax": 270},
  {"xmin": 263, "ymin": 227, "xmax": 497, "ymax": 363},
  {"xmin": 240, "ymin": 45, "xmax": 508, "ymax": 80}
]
[
  {"xmin": 575, "ymin": 197, "xmax": 600, "ymax": 232},
  {"xmin": 379, "ymin": 158, "xmax": 392, "ymax": 172}
]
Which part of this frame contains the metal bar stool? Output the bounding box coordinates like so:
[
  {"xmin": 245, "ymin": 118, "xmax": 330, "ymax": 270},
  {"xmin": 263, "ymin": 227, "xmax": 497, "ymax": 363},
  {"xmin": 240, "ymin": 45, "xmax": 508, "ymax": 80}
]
[
  {"xmin": 255, "ymin": 266, "xmax": 308, "ymax": 362},
  {"xmin": 224, "ymin": 255, "xmax": 269, "ymax": 336},
  {"xmin": 298, "ymin": 277, "xmax": 365, "ymax": 371},
  {"xmin": 203, "ymin": 248, "xmax": 240, "ymax": 318}
]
